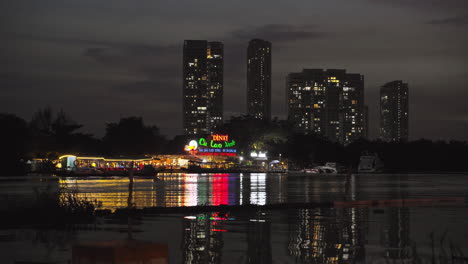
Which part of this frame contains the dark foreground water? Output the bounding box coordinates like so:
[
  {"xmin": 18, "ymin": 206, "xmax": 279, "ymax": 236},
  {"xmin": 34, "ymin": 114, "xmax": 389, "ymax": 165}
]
[{"xmin": 1, "ymin": 173, "xmax": 468, "ymax": 263}]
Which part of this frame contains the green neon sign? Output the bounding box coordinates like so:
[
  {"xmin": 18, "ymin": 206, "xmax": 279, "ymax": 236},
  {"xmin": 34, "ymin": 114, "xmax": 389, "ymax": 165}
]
[
  {"xmin": 198, "ymin": 137, "xmax": 236, "ymax": 149},
  {"xmin": 199, "ymin": 138, "xmax": 207, "ymax": 146}
]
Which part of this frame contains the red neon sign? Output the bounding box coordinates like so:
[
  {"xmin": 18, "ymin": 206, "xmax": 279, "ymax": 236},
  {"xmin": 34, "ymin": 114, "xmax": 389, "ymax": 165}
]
[{"xmin": 212, "ymin": 134, "xmax": 229, "ymax": 141}]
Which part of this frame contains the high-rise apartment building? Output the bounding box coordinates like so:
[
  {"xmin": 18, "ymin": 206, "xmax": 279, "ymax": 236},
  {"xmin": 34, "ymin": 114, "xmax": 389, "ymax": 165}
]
[
  {"xmin": 380, "ymin": 80, "xmax": 409, "ymax": 141},
  {"xmin": 206, "ymin": 42, "xmax": 224, "ymax": 131},
  {"xmin": 183, "ymin": 40, "xmax": 223, "ymax": 135},
  {"xmin": 363, "ymin": 105, "xmax": 369, "ymax": 139},
  {"xmin": 286, "ymin": 69, "xmax": 365, "ymax": 144},
  {"xmin": 247, "ymin": 39, "xmax": 271, "ymax": 121},
  {"xmin": 342, "ymin": 73, "xmax": 366, "ymax": 143}
]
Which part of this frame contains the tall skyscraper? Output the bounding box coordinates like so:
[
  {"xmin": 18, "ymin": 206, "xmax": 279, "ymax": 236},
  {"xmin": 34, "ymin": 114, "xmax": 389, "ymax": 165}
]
[
  {"xmin": 247, "ymin": 39, "xmax": 271, "ymax": 121},
  {"xmin": 363, "ymin": 105, "xmax": 369, "ymax": 139},
  {"xmin": 206, "ymin": 42, "xmax": 224, "ymax": 131},
  {"xmin": 286, "ymin": 69, "xmax": 365, "ymax": 144},
  {"xmin": 342, "ymin": 73, "xmax": 366, "ymax": 143},
  {"xmin": 183, "ymin": 40, "xmax": 223, "ymax": 135},
  {"xmin": 380, "ymin": 80, "xmax": 409, "ymax": 141}
]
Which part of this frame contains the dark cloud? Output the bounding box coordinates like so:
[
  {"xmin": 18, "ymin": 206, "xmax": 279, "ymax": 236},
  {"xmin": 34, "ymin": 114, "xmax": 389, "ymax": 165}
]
[
  {"xmin": 84, "ymin": 44, "xmax": 177, "ymax": 58},
  {"xmin": 0, "ymin": 72, "xmax": 39, "ymax": 93},
  {"xmin": 4, "ymin": 32, "xmax": 117, "ymax": 47},
  {"xmin": 6, "ymin": 32, "xmax": 180, "ymax": 66},
  {"xmin": 370, "ymin": 0, "xmax": 468, "ymax": 10},
  {"xmin": 83, "ymin": 44, "xmax": 178, "ymax": 65},
  {"xmin": 79, "ymin": 40, "xmax": 181, "ymax": 96},
  {"xmin": 427, "ymin": 15, "xmax": 468, "ymax": 26},
  {"xmin": 116, "ymin": 81, "xmax": 168, "ymax": 94},
  {"xmin": 114, "ymin": 80, "xmax": 180, "ymax": 103},
  {"xmin": 230, "ymin": 24, "xmax": 331, "ymax": 43}
]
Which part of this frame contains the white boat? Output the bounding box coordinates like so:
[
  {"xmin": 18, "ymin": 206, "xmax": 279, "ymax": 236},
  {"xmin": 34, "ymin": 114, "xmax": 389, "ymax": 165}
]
[
  {"xmin": 303, "ymin": 168, "xmax": 320, "ymax": 174},
  {"xmin": 302, "ymin": 165, "xmax": 338, "ymax": 174},
  {"xmin": 314, "ymin": 165, "xmax": 338, "ymax": 174}
]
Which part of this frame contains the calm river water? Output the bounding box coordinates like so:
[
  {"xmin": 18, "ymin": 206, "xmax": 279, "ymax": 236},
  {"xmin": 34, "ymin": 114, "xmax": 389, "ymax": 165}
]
[{"xmin": 1, "ymin": 173, "xmax": 467, "ymax": 263}]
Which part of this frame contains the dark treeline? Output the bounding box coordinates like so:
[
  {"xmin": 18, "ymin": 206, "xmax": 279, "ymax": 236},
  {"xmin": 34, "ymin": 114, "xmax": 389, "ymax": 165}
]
[{"xmin": 1, "ymin": 110, "xmax": 468, "ymax": 175}]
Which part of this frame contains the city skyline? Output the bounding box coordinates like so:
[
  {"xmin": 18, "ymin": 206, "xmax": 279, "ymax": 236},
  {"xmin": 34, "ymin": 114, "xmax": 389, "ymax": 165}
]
[
  {"xmin": 183, "ymin": 39, "xmax": 371, "ymax": 144},
  {"xmin": 2, "ymin": 2, "xmax": 468, "ymax": 262},
  {"xmin": 2, "ymin": 0, "xmax": 467, "ymax": 141}
]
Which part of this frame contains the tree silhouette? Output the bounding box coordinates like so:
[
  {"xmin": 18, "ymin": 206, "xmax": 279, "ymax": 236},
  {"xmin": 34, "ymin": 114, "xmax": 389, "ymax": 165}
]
[
  {"xmin": 0, "ymin": 113, "xmax": 30, "ymax": 175},
  {"xmin": 214, "ymin": 115, "xmax": 289, "ymax": 154},
  {"xmin": 103, "ymin": 116, "xmax": 166, "ymax": 156},
  {"xmin": 29, "ymin": 107, "xmax": 98, "ymax": 157}
]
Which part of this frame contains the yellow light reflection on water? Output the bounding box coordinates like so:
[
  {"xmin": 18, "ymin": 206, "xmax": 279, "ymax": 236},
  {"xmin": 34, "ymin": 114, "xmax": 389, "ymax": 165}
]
[
  {"xmin": 59, "ymin": 178, "xmax": 156, "ymax": 211},
  {"xmin": 183, "ymin": 174, "xmax": 198, "ymax": 207}
]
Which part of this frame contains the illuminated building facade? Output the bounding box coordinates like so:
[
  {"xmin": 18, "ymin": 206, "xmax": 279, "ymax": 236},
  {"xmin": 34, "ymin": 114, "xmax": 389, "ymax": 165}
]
[
  {"xmin": 363, "ymin": 105, "xmax": 369, "ymax": 139},
  {"xmin": 286, "ymin": 69, "xmax": 365, "ymax": 143},
  {"xmin": 341, "ymin": 73, "xmax": 365, "ymax": 143},
  {"xmin": 247, "ymin": 213, "xmax": 272, "ymax": 263},
  {"xmin": 380, "ymin": 80, "xmax": 409, "ymax": 141},
  {"xmin": 247, "ymin": 39, "xmax": 271, "ymax": 121},
  {"xmin": 207, "ymin": 42, "xmax": 224, "ymax": 131},
  {"xmin": 183, "ymin": 40, "xmax": 224, "ymax": 135}
]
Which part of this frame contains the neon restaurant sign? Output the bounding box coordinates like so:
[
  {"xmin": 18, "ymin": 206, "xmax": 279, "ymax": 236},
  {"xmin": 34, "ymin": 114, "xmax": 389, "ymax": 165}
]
[{"xmin": 184, "ymin": 134, "xmax": 237, "ymax": 156}]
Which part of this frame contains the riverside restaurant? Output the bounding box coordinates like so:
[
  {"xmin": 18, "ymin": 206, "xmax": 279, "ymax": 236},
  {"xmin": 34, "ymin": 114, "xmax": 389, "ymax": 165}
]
[
  {"xmin": 49, "ymin": 134, "xmax": 278, "ymax": 175},
  {"xmin": 54, "ymin": 154, "xmax": 238, "ymax": 175},
  {"xmin": 56, "ymin": 155, "xmax": 159, "ymax": 175}
]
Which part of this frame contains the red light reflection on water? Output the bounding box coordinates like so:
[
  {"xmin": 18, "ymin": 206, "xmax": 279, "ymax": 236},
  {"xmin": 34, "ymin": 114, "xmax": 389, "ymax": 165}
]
[
  {"xmin": 211, "ymin": 212, "xmax": 229, "ymax": 232},
  {"xmin": 211, "ymin": 174, "xmax": 229, "ymax": 206},
  {"xmin": 211, "ymin": 229, "xmax": 227, "ymax": 232}
]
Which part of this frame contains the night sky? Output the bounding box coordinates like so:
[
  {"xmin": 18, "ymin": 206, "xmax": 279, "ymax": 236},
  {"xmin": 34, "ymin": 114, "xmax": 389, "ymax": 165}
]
[{"xmin": 2, "ymin": 0, "xmax": 467, "ymax": 140}]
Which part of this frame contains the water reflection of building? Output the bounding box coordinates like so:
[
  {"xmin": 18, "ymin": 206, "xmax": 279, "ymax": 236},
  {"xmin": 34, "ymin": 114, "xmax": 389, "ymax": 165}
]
[
  {"xmin": 250, "ymin": 173, "xmax": 267, "ymax": 205},
  {"xmin": 247, "ymin": 211, "xmax": 272, "ymax": 263},
  {"xmin": 384, "ymin": 207, "xmax": 410, "ymax": 259},
  {"xmin": 288, "ymin": 207, "xmax": 366, "ymax": 264},
  {"xmin": 345, "ymin": 174, "xmax": 368, "ymax": 263},
  {"xmin": 382, "ymin": 175, "xmax": 411, "ymax": 260},
  {"xmin": 182, "ymin": 213, "xmax": 226, "ymax": 263},
  {"xmin": 239, "ymin": 173, "xmax": 283, "ymax": 206}
]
